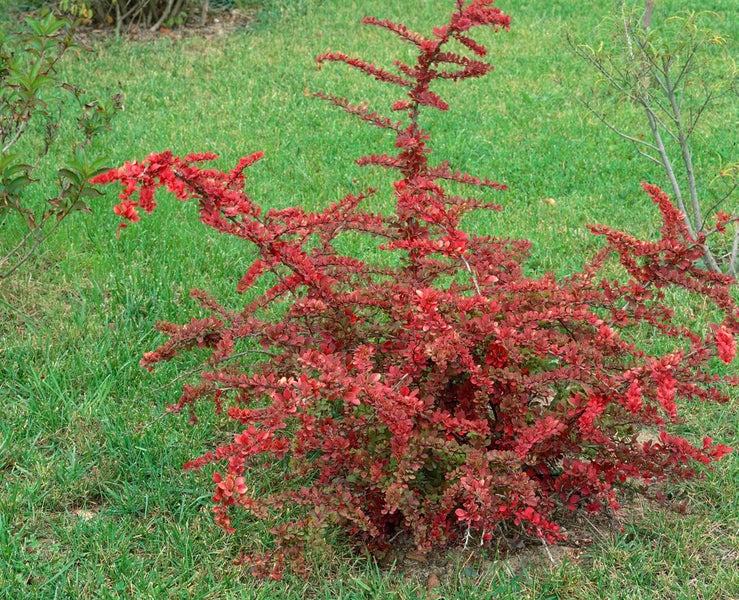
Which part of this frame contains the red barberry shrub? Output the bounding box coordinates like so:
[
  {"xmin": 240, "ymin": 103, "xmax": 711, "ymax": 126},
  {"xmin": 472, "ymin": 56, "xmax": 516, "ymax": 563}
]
[{"xmin": 95, "ymin": 0, "xmax": 737, "ymax": 579}]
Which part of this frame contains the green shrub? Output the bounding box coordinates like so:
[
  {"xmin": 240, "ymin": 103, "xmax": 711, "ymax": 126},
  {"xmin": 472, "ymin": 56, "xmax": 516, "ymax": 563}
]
[
  {"xmin": 57, "ymin": 0, "xmax": 202, "ymax": 30},
  {"xmin": 0, "ymin": 11, "xmax": 119, "ymax": 279}
]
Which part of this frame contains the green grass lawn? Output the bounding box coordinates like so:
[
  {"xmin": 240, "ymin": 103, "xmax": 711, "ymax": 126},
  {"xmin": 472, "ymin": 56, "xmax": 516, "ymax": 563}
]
[{"xmin": 1, "ymin": 0, "xmax": 737, "ymax": 597}]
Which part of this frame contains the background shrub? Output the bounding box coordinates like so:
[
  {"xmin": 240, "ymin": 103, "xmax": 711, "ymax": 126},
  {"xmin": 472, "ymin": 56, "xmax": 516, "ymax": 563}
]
[{"xmin": 57, "ymin": 0, "xmax": 203, "ymax": 30}]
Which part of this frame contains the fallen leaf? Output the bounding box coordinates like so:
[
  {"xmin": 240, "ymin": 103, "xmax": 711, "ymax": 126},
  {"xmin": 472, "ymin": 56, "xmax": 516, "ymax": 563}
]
[{"xmin": 427, "ymin": 572, "xmax": 441, "ymax": 596}]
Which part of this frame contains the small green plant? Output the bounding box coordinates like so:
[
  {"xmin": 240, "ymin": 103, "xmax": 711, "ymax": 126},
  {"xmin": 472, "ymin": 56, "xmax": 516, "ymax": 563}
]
[
  {"xmin": 569, "ymin": 2, "xmax": 738, "ymax": 275},
  {"xmin": 0, "ymin": 11, "xmax": 119, "ymax": 279}
]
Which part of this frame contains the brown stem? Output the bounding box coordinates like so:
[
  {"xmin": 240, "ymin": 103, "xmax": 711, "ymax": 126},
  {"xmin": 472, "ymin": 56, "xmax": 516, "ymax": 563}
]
[
  {"xmin": 730, "ymin": 227, "xmax": 739, "ymax": 278},
  {"xmin": 641, "ymin": 0, "xmax": 655, "ymax": 30}
]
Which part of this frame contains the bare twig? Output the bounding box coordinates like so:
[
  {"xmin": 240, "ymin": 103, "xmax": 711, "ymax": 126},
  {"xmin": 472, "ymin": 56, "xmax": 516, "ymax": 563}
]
[
  {"xmin": 538, "ymin": 529, "xmax": 557, "ymax": 566},
  {"xmin": 581, "ymin": 514, "xmax": 608, "ymax": 542},
  {"xmin": 641, "ymin": 0, "xmax": 655, "ymax": 30},
  {"xmin": 201, "ymin": 0, "xmax": 209, "ymax": 27},
  {"xmin": 2, "ymin": 120, "xmax": 30, "ymax": 154},
  {"xmin": 463, "ymin": 525, "xmax": 473, "ymax": 549},
  {"xmin": 730, "ymin": 228, "xmax": 739, "ymax": 277},
  {"xmin": 150, "ymin": 0, "xmax": 182, "ymax": 32},
  {"xmin": 461, "ymin": 254, "xmax": 482, "ymax": 296}
]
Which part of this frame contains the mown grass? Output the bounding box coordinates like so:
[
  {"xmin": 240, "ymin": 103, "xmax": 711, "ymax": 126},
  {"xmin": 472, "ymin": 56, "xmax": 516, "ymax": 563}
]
[{"xmin": 1, "ymin": 0, "xmax": 737, "ymax": 598}]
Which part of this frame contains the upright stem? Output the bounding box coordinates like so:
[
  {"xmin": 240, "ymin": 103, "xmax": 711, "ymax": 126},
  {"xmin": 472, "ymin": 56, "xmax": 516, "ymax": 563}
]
[
  {"xmin": 150, "ymin": 0, "xmax": 181, "ymax": 32},
  {"xmin": 641, "ymin": 0, "xmax": 655, "ymax": 29},
  {"xmin": 643, "ymin": 109, "xmax": 692, "ymax": 236},
  {"xmin": 730, "ymin": 227, "xmax": 739, "ymax": 278},
  {"xmin": 661, "ymin": 67, "xmax": 720, "ymax": 272},
  {"xmin": 201, "ymin": 0, "xmax": 209, "ymax": 27},
  {"xmin": 663, "ymin": 70, "xmax": 703, "ymax": 234}
]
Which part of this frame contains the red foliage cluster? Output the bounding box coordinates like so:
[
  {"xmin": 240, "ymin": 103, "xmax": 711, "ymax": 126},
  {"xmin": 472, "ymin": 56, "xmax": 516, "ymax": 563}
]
[{"xmin": 96, "ymin": 0, "xmax": 737, "ymax": 579}]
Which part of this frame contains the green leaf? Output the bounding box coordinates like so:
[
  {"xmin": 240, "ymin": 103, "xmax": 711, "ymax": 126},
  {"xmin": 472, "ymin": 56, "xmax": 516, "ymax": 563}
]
[
  {"xmin": 78, "ymin": 187, "xmax": 103, "ymax": 200},
  {"xmin": 58, "ymin": 168, "xmax": 83, "ymax": 186},
  {"xmin": 4, "ymin": 175, "xmax": 33, "ymax": 196}
]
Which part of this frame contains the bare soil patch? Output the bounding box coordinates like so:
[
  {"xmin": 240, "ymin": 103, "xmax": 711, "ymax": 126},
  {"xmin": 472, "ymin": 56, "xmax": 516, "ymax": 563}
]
[{"xmin": 371, "ymin": 498, "xmax": 651, "ymax": 597}]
